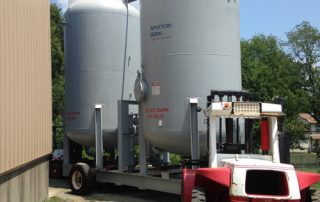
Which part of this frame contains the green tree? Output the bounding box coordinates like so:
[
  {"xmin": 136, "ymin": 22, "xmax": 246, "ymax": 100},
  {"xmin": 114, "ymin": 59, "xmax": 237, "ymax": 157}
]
[
  {"xmin": 241, "ymin": 35, "xmax": 308, "ymax": 148},
  {"xmin": 51, "ymin": 4, "xmax": 64, "ymax": 149},
  {"xmin": 286, "ymin": 21, "xmax": 320, "ymax": 121},
  {"xmin": 241, "ymin": 35, "xmax": 309, "ymax": 116},
  {"xmin": 284, "ymin": 118, "xmax": 306, "ymax": 149}
]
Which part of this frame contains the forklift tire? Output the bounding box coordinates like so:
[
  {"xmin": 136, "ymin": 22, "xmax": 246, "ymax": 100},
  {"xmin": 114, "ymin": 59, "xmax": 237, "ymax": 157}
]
[
  {"xmin": 311, "ymin": 189, "xmax": 320, "ymax": 202},
  {"xmin": 69, "ymin": 163, "xmax": 93, "ymax": 195},
  {"xmin": 192, "ymin": 187, "xmax": 206, "ymax": 202},
  {"xmin": 306, "ymin": 188, "xmax": 313, "ymax": 202}
]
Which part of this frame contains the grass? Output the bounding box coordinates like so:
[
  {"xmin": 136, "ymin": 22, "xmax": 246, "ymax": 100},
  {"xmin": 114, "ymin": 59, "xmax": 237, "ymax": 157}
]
[{"xmin": 290, "ymin": 152, "xmax": 318, "ymax": 166}]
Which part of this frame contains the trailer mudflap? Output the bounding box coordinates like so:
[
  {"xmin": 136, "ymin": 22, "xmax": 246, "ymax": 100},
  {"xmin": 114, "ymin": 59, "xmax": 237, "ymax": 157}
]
[{"xmin": 296, "ymin": 171, "xmax": 320, "ymax": 190}]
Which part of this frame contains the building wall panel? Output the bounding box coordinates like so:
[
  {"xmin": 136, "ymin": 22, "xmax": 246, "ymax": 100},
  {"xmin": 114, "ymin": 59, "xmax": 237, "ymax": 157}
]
[
  {"xmin": 0, "ymin": 157, "xmax": 48, "ymax": 202},
  {"xmin": 0, "ymin": 0, "xmax": 52, "ymax": 174}
]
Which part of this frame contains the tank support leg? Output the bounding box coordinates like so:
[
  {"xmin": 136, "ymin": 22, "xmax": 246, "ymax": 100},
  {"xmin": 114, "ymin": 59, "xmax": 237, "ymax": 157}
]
[
  {"xmin": 118, "ymin": 101, "xmax": 130, "ymax": 172},
  {"xmin": 63, "ymin": 133, "xmax": 71, "ymax": 176},
  {"xmin": 118, "ymin": 100, "xmax": 139, "ymax": 172},
  {"xmin": 95, "ymin": 104, "xmax": 104, "ymax": 169},
  {"xmin": 189, "ymin": 98, "xmax": 200, "ymax": 168},
  {"xmin": 139, "ymin": 104, "xmax": 147, "ymax": 175}
]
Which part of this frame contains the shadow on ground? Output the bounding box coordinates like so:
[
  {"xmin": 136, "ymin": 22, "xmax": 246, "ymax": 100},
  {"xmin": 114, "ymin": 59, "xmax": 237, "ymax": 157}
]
[{"xmin": 49, "ymin": 178, "xmax": 180, "ymax": 202}]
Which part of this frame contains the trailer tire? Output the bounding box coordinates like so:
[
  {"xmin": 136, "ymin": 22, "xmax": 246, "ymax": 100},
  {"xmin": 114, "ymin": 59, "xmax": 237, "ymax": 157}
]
[
  {"xmin": 192, "ymin": 187, "xmax": 206, "ymax": 202},
  {"xmin": 69, "ymin": 163, "xmax": 93, "ymax": 195}
]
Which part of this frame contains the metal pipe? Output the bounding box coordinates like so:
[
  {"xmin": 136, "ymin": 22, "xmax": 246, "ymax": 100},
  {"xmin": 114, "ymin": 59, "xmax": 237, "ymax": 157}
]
[{"xmin": 121, "ymin": 0, "xmax": 129, "ymax": 100}]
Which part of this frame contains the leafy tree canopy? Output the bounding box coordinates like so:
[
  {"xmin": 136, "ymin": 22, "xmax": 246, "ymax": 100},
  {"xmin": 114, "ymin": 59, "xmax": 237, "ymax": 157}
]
[
  {"xmin": 241, "ymin": 34, "xmax": 313, "ymax": 148},
  {"xmin": 241, "ymin": 35, "xmax": 309, "ymax": 117},
  {"xmin": 286, "ymin": 21, "xmax": 320, "ymax": 121},
  {"xmin": 51, "ymin": 4, "xmax": 64, "ymax": 149}
]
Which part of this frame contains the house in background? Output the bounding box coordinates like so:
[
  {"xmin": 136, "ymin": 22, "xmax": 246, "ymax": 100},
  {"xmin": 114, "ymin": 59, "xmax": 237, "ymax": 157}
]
[
  {"xmin": 0, "ymin": 0, "xmax": 52, "ymax": 201},
  {"xmin": 298, "ymin": 113, "xmax": 320, "ymax": 152}
]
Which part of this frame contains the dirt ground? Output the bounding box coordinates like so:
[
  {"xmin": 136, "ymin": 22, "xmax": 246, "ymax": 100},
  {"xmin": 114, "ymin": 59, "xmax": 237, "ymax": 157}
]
[
  {"xmin": 48, "ymin": 178, "xmax": 180, "ymax": 202},
  {"xmin": 49, "ymin": 178, "xmax": 320, "ymax": 202}
]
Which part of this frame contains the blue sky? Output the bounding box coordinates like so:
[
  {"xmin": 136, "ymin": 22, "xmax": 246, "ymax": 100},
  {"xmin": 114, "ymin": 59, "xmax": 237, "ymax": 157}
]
[
  {"xmin": 52, "ymin": 0, "xmax": 320, "ymax": 40},
  {"xmin": 240, "ymin": 0, "xmax": 320, "ymax": 40}
]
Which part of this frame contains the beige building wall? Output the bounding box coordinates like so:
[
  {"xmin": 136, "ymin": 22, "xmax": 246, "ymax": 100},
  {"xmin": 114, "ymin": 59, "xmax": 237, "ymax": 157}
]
[{"xmin": 0, "ymin": 0, "xmax": 52, "ymax": 175}]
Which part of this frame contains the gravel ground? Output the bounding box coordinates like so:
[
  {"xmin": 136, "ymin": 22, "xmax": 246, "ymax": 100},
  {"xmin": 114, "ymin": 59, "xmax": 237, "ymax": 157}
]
[{"xmin": 48, "ymin": 178, "xmax": 180, "ymax": 202}]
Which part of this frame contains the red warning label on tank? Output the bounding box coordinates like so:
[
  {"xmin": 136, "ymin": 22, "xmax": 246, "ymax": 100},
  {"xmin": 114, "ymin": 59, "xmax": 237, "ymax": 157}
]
[
  {"xmin": 145, "ymin": 107, "xmax": 169, "ymax": 119},
  {"xmin": 66, "ymin": 111, "xmax": 80, "ymax": 119},
  {"xmin": 151, "ymin": 82, "xmax": 160, "ymax": 96}
]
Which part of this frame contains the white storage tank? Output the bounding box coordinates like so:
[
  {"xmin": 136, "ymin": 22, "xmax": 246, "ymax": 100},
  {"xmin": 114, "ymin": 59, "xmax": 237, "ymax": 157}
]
[
  {"xmin": 138, "ymin": 0, "xmax": 242, "ymax": 155},
  {"xmin": 64, "ymin": 0, "xmax": 140, "ymax": 148}
]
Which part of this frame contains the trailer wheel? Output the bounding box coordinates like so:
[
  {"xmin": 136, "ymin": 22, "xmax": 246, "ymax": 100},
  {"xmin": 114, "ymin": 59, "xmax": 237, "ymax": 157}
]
[
  {"xmin": 69, "ymin": 163, "xmax": 93, "ymax": 195},
  {"xmin": 192, "ymin": 187, "xmax": 206, "ymax": 202}
]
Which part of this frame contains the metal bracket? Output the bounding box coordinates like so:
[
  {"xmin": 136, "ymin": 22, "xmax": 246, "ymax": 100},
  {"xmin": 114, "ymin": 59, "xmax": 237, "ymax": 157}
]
[{"xmin": 118, "ymin": 100, "xmax": 139, "ymax": 173}]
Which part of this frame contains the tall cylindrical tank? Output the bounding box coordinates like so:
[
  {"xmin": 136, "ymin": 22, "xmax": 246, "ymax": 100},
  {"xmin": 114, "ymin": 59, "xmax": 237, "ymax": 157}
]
[
  {"xmin": 64, "ymin": 0, "xmax": 140, "ymax": 148},
  {"xmin": 138, "ymin": 0, "xmax": 242, "ymax": 155}
]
